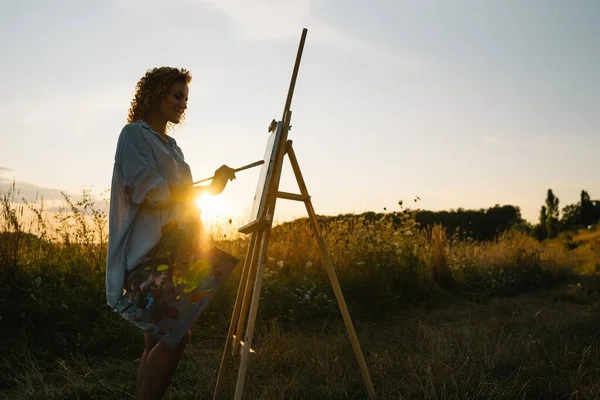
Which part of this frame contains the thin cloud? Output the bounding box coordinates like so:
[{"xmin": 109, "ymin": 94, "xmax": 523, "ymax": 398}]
[
  {"xmin": 0, "ymin": 167, "xmax": 12, "ymax": 182},
  {"xmin": 0, "ymin": 180, "xmax": 69, "ymax": 203},
  {"xmin": 309, "ymin": 22, "xmax": 413, "ymax": 68},
  {"xmin": 114, "ymin": 0, "xmax": 422, "ymax": 71},
  {"xmin": 198, "ymin": 0, "xmax": 311, "ymax": 41},
  {"xmin": 482, "ymin": 136, "xmax": 534, "ymax": 150},
  {"xmin": 0, "ymin": 180, "xmax": 109, "ymax": 219},
  {"xmin": 196, "ymin": 0, "xmax": 422, "ymax": 70},
  {"xmin": 0, "ymin": 179, "xmax": 109, "ymax": 203}
]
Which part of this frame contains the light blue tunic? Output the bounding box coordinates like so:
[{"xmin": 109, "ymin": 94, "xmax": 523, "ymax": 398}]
[{"xmin": 105, "ymin": 121, "xmax": 201, "ymax": 308}]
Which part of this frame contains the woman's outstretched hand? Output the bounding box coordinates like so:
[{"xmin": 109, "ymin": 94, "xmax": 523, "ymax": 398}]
[
  {"xmin": 170, "ymin": 165, "xmax": 235, "ymax": 203},
  {"xmin": 210, "ymin": 165, "xmax": 236, "ymax": 195}
]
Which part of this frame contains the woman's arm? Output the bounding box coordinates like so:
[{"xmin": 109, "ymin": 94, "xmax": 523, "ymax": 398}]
[
  {"xmin": 170, "ymin": 165, "xmax": 236, "ymax": 201},
  {"xmin": 118, "ymin": 125, "xmax": 236, "ymax": 205},
  {"xmin": 118, "ymin": 126, "xmax": 173, "ymax": 207}
]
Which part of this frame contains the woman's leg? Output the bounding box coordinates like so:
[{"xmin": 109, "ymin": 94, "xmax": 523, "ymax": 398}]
[
  {"xmin": 137, "ymin": 330, "xmax": 191, "ymax": 400},
  {"xmin": 136, "ymin": 334, "xmax": 159, "ymax": 395}
]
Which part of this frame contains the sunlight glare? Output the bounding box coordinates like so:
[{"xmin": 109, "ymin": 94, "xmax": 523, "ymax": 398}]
[{"xmin": 195, "ymin": 193, "xmax": 228, "ymax": 224}]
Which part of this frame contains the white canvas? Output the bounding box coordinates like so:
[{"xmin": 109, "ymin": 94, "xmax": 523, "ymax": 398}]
[{"xmin": 246, "ymin": 121, "xmax": 284, "ymax": 224}]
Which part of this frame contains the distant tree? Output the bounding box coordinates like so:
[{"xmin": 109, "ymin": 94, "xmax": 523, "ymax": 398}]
[
  {"xmin": 485, "ymin": 204, "xmax": 524, "ymax": 235},
  {"xmin": 593, "ymin": 200, "xmax": 600, "ymax": 224},
  {"xmin": 545, "ymin": 189, "xmax": 560, "ymax": 238},
  {"xmin": 580, "ymin": 190, "xmax": 594, "ymax": 226},
  {"xmin": 534, "ymin": 205, "xmax": 548, "ymax": 240},
  {"xmin": 560, "ymin": 203, "xmax": 580, "ymax": 230},
  {"xmin": 510, "ymin": 220, "xmax": 534, "ymax": 235}
]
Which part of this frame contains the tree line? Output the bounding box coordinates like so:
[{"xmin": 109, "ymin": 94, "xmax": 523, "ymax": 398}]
[
  {"xmin": 413, "ymin": 189, "xmax": 600, "ymax": 241},
  {"xmin": 532, "ymin": 189, "xmax": 600, "ymax": 240},
  {"xmin": 414, "ymin": 205, "xmax": 524, "ymax": 241}
]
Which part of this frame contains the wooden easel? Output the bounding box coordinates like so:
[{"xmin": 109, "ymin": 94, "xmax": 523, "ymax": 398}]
[{"xmin": 212, "ymin": 28, "xmax": 376, "ymax": 400}]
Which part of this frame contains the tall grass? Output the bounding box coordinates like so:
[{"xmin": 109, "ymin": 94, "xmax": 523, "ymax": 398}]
[{"xmin": 0, "ymin": 185, "xmax": 592, "ymax": 399}]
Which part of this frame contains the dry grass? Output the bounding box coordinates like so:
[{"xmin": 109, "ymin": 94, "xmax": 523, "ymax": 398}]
[
  {"xmin": 4, "ymin": 289, "xmax": 600, "ymax": 399},
  {"xmin": 1, "ymin": 186, "xmax": 599, "ymax": 399}
]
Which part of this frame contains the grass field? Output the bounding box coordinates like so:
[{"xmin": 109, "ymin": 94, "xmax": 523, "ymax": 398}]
[
  {"xmin": 5, "ymin": 288, "xmax": 600, "ymax": 400},
  {"xmin": 2, "ymin": 187, "xmax": 600, "ymax": 399}
]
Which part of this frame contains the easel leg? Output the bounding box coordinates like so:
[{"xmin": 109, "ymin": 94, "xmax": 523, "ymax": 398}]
[
  {"xmin": 213, "ymin": 232, "xmax": 258, "ymax": 399},
  {"xmin": 234, "ymin": 227, "xmax": 273, "ymax": 400},
  {"xmin": 286, "ymin": 143, "xmax": 377, "ymax": 399},
  {"xmin": 232, "ymin": 231, "xmax": 263, "ymax": 356}
]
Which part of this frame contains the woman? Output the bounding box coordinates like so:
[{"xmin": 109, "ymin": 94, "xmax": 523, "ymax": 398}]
[{"xmin": 105, "ymin": 66, "xmax": 239, "ymax": 399}]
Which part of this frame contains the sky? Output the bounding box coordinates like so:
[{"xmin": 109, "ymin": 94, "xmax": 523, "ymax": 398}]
[{"xmin": 1, "ymin": 0, "xmax": 599, "ymax": 228}]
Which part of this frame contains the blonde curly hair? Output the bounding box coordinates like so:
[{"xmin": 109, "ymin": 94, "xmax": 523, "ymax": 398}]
[{"xmin": 127, "ymin": 67, "xmax": 192, "ymax": 126}]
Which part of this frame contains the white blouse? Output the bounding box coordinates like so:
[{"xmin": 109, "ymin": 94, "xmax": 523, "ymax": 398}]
[{"xmin": 105, "ymin": 121, "xmax": 201, "ymax": 307}]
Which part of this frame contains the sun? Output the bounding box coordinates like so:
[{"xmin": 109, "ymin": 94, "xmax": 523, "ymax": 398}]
[{"xmin": 195, "ymin": 193, "xmax": 228, "ymax": 224}]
